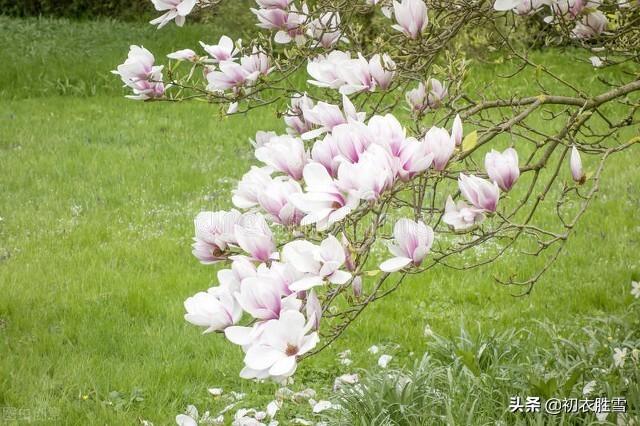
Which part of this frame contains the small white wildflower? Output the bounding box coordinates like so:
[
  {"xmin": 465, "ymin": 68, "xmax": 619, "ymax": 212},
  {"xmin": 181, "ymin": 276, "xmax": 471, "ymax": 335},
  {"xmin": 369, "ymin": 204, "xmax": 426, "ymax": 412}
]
[
  {"xmin": 582, "ymin": 380, "xmax": 596, "ymax": 396},
  {"xmin": 333, "ymin": 373, "xmax": 359, "ymax": 391},
  {"xmin": 227, "ymin": 102, "xmax": 239, "ymax": 115},
  {"xmin": 368, "ymin": 345, "xmax": 380, "ymax": 354},
  {"xmin": 423, "ymin": 324, "xmax": 433, "ymax": 337},
  {"xmin": 378, "ymin": 354, "xmax": 393, "ymax": 368},
  {"xmin": 613, "ymin": 348, "xmax": 628, "ymax": 368},
  {"xmin": 340, "ymin": 358, "xmax": 353, "ymax": 366},
  {"xmin": 231, "ymin": 391, "xmax": 246, "ymax": 401},
  {"xmin": 275, "ymin": 387, "xmax": 294, "ymax": 401},
  {"xmin": 292, "ymin": 388, "xmax": 316, "ymax": 402},
  {"xmin": 338, "ymin": 349, "xmax": 352, "ymax": 359},
  {"xmin": 291, "ymin": 419, "xmax": 312, "ymax": 425}
]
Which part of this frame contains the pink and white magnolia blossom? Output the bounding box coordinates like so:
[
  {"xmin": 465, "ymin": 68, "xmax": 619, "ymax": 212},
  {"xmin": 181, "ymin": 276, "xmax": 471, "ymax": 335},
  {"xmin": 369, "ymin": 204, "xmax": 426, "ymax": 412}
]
[
  {"xmin": 234, "ymin": 213, "xmax": 278, "ymax": 262},
  {"xmin": 311, "ymin": 134, "xmax": 341, "ymax": 177},
  {"xmin": 396, "ymin": 138, "xmax": 434, "ymax": 181},
  {"xmin": 570, "ymin": 145, "xmax": 586, "ymax": 183},
  {"xmin": 307, "ymin": 51, "xmax": 351, "ymax": 90},
  {"xmin": 494, "ymin": 0, "xmax": 550, "ymax": 13},
  {"xmin": 485, "ymin": 148, "xmax": 520, "ymax": 191},
  {"xmin": 458, "ymin": 174, "xmax": 501, "ymax": 213},
  {"xmin": 273, "ymin": 4, "xmax": 308, "ymax": 45},
  {"xmin": 255, "ymin": 0, "xmax": 291, "ymax": 8},
  {"xmin": 235, "ymin": 276, "xmax": 301, "ymax": 321},
  {"xmin": 337, "ymin": 53, "xmax": 376, "ymax": 95},
  {"xmin": 255, "ymin": 135, "xmax": 309, "ymax": 180},
  {"xmin": 206, "ymin": 61, "xmax": 259, "ymax": 92},
  {"xmin": 285, "ymin": 93, "xmax": 315, "ymax": 136},
  {"xmin": 289, "ymin": 162, "xmax": 360, "ymax": 230},
  {"xmin": 306, "ymin": 289, "xmax": 322, "ymax": 330},
  {"xmin": 302, "ymin": 96, "xmax": 365, "ymax": 140},
  {"xmin": 257, "ymin": 177, "xmax": 305, "ymax": 225},
  {"xmin": 240, "ymin": 47, "xmax": 273, "ymax": 77},
  {"xmin": 167, "ymin": 48, "xmax": 197, "ymax": 61},
  {"xmin": 572, "ymin": 10, "xmax": 608, "ymax": 38},
  {"xmin": 184, "ymin": 286, "xmax": 242, "ymax": 333},
  {"xmin": 257, "ymin": 261, "xmax": 305, "ymax": 297},
  {"xmin": 423, "ymin": 126, "xmax": 455, "ymax": 171},
  {"xmin": 406, "ymin": 79, "xmax": 447, "ymax": 112},
  {"xmin": 451, "ymin": 114, "xmax": 463, "ymax": 146},
  {"xmin": 149, "ymin": 0, "xmax": 197, "ymax": 29},
  {"xmin": 443, "ymin": 196, "xmax": 486, "ymax": 231},
  {"xmin": 391, "ymin": 0, "xmax": 429, "ymax": 39},
  {"xmin": 380, "ymin": 219, "xmax": 434, "ymax": 272},
  {"xmin": 199, "ymin": 36, "xmax": 238, "ymax": 63},
  {"xmin": 368, "ymin": 114, "xmax": 407, "ymax": 156},
  {"xmin": 337, "ymin": 144, "xmax": 396, "ymax": 201},
  {"xmin": 242, "ymin": 310, "xmax": 319, "ymax": 379},
  {"xmin": 369, "ymin": 53, "xmax": 396, "ymax": 90},
  {"xmin": 192, "ymin": 210, "xmax": 243, "ymax": 264},
  {"xmin": 112, "ymin": 45, "xmax": 165, "ymax": 101},
  {"xmin": 250, "ymin": 130, "xmax": 277, "ymax": 148},
  {"xmin": 332, "ymin": 121, "xmax": 375, "ymax": 163},
  {"xmin": 283, "ymin": 235, "xmax": 352, "ymax": 291},
  {"xmin": 251, "ymin": 6, "xmax": 288, "ymax": 30},
  {"xmin": 233, "ymin": 166, "xmax": 274, "ymax": 209},
  {"xmin": 307, "ymin": 11, "xmax": 343, "ymax": 48},
  {"xmin": 217, "ymin": 257, "xmax": 258, "ymax": 295}
]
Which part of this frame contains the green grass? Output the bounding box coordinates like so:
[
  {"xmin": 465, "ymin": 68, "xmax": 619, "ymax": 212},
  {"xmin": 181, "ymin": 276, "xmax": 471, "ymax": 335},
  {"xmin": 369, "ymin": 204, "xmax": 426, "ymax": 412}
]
[{"xmin": 0, "ymin": 17, "xmax": 639, "ymax": 425}]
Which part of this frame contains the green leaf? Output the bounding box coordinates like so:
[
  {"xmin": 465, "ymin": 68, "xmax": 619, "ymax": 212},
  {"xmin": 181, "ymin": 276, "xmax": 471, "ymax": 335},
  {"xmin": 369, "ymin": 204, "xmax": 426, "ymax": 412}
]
[{"xmin": 462, "ymin": 130, "xmax": 478, "ymax": 152}]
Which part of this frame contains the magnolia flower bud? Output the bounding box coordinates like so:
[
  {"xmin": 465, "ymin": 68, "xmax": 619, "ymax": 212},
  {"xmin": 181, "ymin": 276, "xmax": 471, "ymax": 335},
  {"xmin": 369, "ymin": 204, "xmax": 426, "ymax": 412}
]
[
  {"xmin": 352, "ymin": 276, "xmax": 363, "ymax": 298},
  {"xmin": 485, "ymin": 148, "xmax": 520, "ymax": 192},
  {"xmin": 570, "ymin": 146, "xmax": 586, "ymax": 184},
  {"xmin": 306, "ymin": 290, "xmax": 322, "ymax": 331},
  {"xmin": 458, "ymin": 174, "xmax": 500, "ymax": 213}
]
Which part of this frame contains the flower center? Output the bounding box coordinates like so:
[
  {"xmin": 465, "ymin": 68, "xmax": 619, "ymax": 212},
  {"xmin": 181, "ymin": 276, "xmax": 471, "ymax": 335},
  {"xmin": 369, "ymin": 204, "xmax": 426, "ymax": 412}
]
[{"xmin": 285, "ymin": 344, "xmax": 298, "ymax": 356}]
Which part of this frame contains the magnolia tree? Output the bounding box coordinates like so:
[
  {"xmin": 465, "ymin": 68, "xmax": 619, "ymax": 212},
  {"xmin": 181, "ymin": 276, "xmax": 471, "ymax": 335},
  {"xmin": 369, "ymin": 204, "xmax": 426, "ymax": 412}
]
[{"xmin": 114, "ymin": 0, "xmax": 640, "ymax": 381}]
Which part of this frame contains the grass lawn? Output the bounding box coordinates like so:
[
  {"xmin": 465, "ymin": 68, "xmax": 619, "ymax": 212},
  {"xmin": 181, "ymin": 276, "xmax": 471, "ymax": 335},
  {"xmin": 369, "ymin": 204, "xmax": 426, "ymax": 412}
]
[{"xmin": 0, "ymin": 17, "xmax": 639, "ymax": 425}]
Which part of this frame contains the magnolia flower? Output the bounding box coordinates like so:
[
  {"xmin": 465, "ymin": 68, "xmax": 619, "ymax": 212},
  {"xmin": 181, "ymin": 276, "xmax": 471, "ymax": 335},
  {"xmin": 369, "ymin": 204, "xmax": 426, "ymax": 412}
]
[
  {"xmin": 570, "ymin": 146, "xmax": 586, "ymax": 184},
  {"xmin": 256, "ymin": 0, "xmax": 291, "ymax": 8},
  {"xmin": 218, "ymin": 258, "xmax": 257, "ymax": 295},
  {"xmin": 242, "ymin": 310, "xmax": 319, "ymax": 379},
  {"xmin": 200, "ymin": 36, "xmax": 238, "ymax": 63},
  {"xmin": 443, "ymin": 196, "xmax": 485, "ymax": 230},
  {"xmin": 192, "ymin": 210, "xmax": 242, "ymax": 264},
  {"xmin": 332, "ymin": 121, "xmax": 374, "ymax": 163},
  {"xmin": 285, "ymin": 94, "xmax": 315, "ymax": 136},
  {"xmin": 289, "ymin": 162, "xmax": 360, "ymax": 230},
  {"xmin": 352, "ymin": 275, "xmax": 363, "ymax": 298},
  {"xmin": 613, "ymin": 347, "xmax": 627, "ymax": 368},
  {"xmin": 406, "ymin": 82, "xmax": 428, "ymax": 113},
  {"xmin": 251, "ymin": 7, "xmax": 288, "ymax": 30},
  {"xmin": 423, "ymin": 126, "xmax": 455, "ymax": 171},
  {"xmin": 396, "ymin": 138, "xmax": 434, "ymax": 181},
  {"xmin": 273, "ymin": 4, "xmax": 308, "ymax": 45},
  {"xmin": 368, "ymin": 114, "xmax": 406, "ymax": 156},
  {"xmin": 337, "ymin": 145, "xmax": 396, "ymax": 201},
  {"xmin": 485, "ymin": 148, "xmax": 520, "ymax": 191},
  {"xmin": 258, "ymin": 177, "xmax": 304, "ymax": 225},
  {"xmin": 251, "ymin": 131, "xmax": 277, "ymax": 148},
  {"xmin": 302, "ymin": 96, "xmax": 365, "ymax": 140},
  {"xmin": 241, "ymin": 47, "xmax": 272, "ymax": 77},
  {"xmin": 306, "ymin": 289, "xmax": 322, "ymax": 330},
  {"xmin": 392, "ymin": 0, "xmax": 428, "ymax": 39},
  {"xmin": 494, "ymin": 0, "xmax": 549, "ymax": 13},
  {"xmin": 307, "ymin": 12, "xmax": 343, "ymax": 48},
  {"xmin": 458, "ymin": 174, "xmax": 500, "ymax": 213},
  {"xmin": 235, "ymin": 276, "xmax": 300, "ymax": 321},
  {"xmin": 150, "ymin": 0, "xmax": 197, "ymax": 29},
  {"xmin": 572, "ymin": 10, "xmax": 608, "ymax": 39},
  {"xmin": 307, "ymin": 51, "xmax": 351, "ymax": 90},
  {"xmin": 451, "ymin": 114, "xmax": 463, "ymax": 146},
  {"xmin": 380, "ymin": 219, "xmax": 434, "ymax": 272},
  {"xmin": 206, "ymin": 61, "xmax": 259, "ymax": 91},
  {"xmin": 426, "ymin": 78, "xmax": 447, "ymax": 108},
  {"xmin": 184, "ymin": 286, "xmax": 242, "ymax": 333},
  {"xmin": 337, "ymin": 54, "xmax": 376, "ymax": 95},
  {"xmin": 283, "ymin": 235, "xmax": 352, "ymax": 291},
  {"xmin": 112, "ymin": 45, "xmax": 165, "ymax": 101},
  {"xmin": 233, "ymin": 166, "xmax": 274, "ymax": 209},
  {"xmin": 311, "ymin": 134, "xmax": 341, "ymax": 177},
  {"xmin": 369, "ymin": 53, "xmax": 396, "ymax": 91},
  {"xmin": 167, "ymin": 49, "xmax": 197, "ymax": 61},
  {"xmin": 234, "ymin": 213, "xmax": 278, "ymax": 262},
  {"xmin": 255, "ymin": 135, "xmax": 309, "ymax": 180}
]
